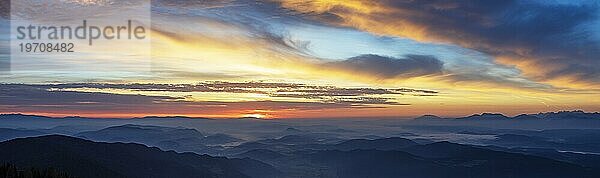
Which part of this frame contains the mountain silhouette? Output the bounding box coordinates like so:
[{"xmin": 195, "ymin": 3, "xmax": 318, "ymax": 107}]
[
  {"xmin": 0, "ymin": 135, "xmax": 279, "ymax": 178},
  {"xmin": 413, "ymin": 114, "xmax": 444, "ymax": 120},
  {"xmin": 236, "ymin": 138, "xmax": 599, "ymax": 178},
  {"xmin": 412, "ymin": 111, "xmax": 600, "ymax": 121},
  {"xmin": 531, "ymin": 110, "xmax": 600, "ymax": 119},
  {"xmin": 334, "ymin": 137, "xmax": 418, "ymax": 151},
  {"xmin": 459, "ymin": 113, "xmax": 511, "ymax": 120},
  {"xmin": 76, "ymin": 124, "xmax": 244, "ymax": 154},
  {"xmin": 0, "ymin": 128, "xmax": 48, "ymax": 142},
  {"xmin": 77, "ymin": 124, "xmax": 206, "ymax": 142}
]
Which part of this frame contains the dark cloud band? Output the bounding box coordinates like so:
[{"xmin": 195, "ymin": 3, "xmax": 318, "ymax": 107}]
[
  {"xmin": 279, "ymin": 0, "xmax": 600, "ymax": 87},
  {"xmin": 326, "ymin": 54, "xmax": 443, "ymax": 79}
]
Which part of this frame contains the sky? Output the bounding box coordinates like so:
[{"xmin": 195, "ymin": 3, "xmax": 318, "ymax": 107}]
[{"xmin": 0, "ymin": 0, "xmax": 599, "ymax": 119}]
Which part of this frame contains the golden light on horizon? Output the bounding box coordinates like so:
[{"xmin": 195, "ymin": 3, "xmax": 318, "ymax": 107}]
[
  {"xmin": 2, "ymin": 0, "xmax": 599, "ymax": 119},
  {"xmin": 242, "ymin": 113, "xmax": 268, "ymax": 119}
]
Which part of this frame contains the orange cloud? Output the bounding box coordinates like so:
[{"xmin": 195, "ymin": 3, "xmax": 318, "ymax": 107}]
[{"xmin": 277, "ymin": 0, "xmax": 600, "ymax": 90}]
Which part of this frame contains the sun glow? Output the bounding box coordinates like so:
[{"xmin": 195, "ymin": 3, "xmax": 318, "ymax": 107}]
[{"xmin": 242, "ymin": 113, "xmax": 268, "ymax": 119}]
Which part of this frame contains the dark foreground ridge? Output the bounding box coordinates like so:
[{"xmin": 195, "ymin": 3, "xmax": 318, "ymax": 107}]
[
  {"xmin": 234, "ymin": 138, "xmax": 600, "ymax": 178},
  {"xmin": 0, "ymin": 135, "xmax": 279, "ymax": 178},
  {"xmin": 1, "ymin": 134, "xmax": 600, "ymax": 178}
]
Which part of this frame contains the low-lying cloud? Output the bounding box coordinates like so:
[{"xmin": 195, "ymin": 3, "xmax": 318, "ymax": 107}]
[
  {"xmin": 0, "ymin": 82, "xmax": 439, "ymax": 117},
  {"xmin": 326, "ymin": 54, "xmax": 444, "ymax": 79}
]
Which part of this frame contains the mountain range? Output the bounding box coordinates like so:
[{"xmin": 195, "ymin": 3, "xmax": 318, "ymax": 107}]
[
  {"xmin": 1, "ymin": 111, "xmax": 599, "ymax": 177},
  {"xmin": 233, "ymin": 137, "xmax": 600, "ymax": 178},
  {"xmin": 414, "ymin": 110, "xmax": 600, "ymax": 120},
  {"xmin": 0, "ymin": 135, "xmax": 279, "ymax": 178},
  {"xmin": 3, "ymin": 110, "xmax": 599, "ymax": 121}
]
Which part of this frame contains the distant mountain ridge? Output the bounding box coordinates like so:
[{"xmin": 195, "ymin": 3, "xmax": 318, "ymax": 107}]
[
  {"xmin": 530, "ymin": 110, "xmax": 600, "ymax": 119},
  {"xmin": 334, "ymin": 137, "xmax": 418, "ymax": 151},
  {"xmin": 0, "ymin": 128, "xmax": 48, "ymax": 141},
  {"xmin": 0, "ymin": 114, "xmax": 54, "ymax": 119},
  {"xmin": 460, "ymin": 113, "xmax": 511, "ymax": 120},
  {"xmin": 77, "ymin": 124, "xmax": 243, "ymax": 153},
  {"xmin": 2, "ymin": 110, "xmax": 599, "ymax": 120},
  {"xmin": 234, "ymin": 137, "xmax": 600, "ymax": 178},
  {"xmin": 414, "ymin": 110, "xmax": 600, "ymax": 120}
]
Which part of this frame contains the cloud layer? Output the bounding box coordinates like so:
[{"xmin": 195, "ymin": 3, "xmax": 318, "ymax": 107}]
[
  {"xmin": 0, "ymin": 82, "xmax": 438, "ymax": 117},
  {"xmin": 278, "ymin": 0, "xmax": 600, "ymax": 88},
  {"xmin": 326, "ymin": 54, "xmax": 443, "ymax": 79}
]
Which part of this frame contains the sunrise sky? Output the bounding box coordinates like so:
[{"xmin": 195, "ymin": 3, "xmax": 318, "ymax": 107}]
[{"xmin": 1, "ymin": 0, "xmax": 599, "ymax": 118}]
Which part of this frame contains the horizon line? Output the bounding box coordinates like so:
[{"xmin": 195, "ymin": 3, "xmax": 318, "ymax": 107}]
[{"xmin": 0, "ymin": 109, "xmax": 596, "ymax": 120}]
